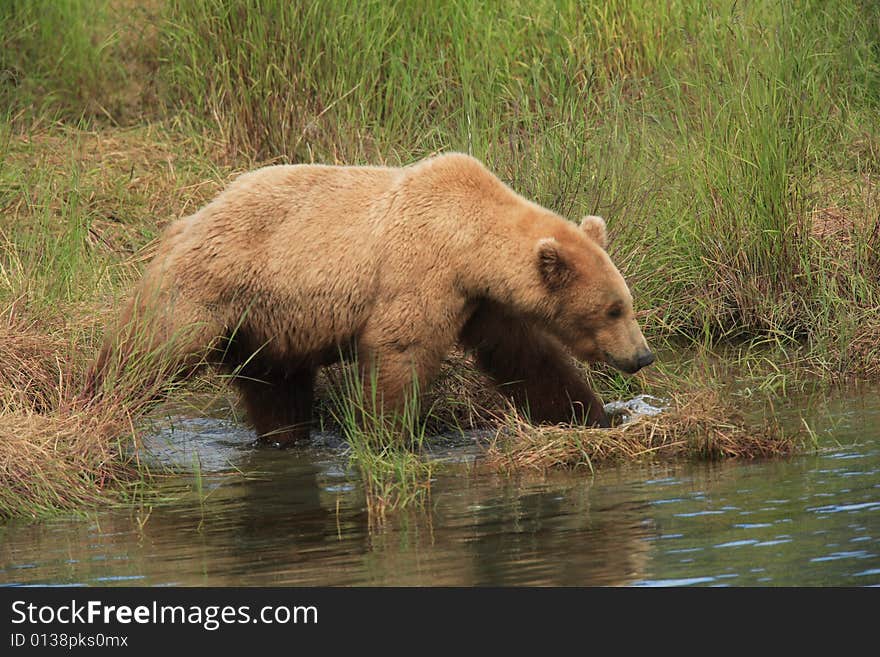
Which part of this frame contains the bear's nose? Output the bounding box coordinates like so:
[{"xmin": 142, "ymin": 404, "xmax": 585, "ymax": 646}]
[{"xmin": 637, "ymin": 351, "xmax": 655, "ymax": 370}]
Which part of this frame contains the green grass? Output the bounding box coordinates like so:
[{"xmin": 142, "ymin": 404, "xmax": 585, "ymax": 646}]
[
  {"xmin": 0, "ymin": 0, "xmax": 878, "ymax": 516},
  {"xmin": 0, "ymin": 0, "xmax": 156, "ymax": 125},
  {"xmin": 3, "ymin": 0, "xmax": 878, "ymax": 356},
  {"xmin": 326, "ymin": 361, "xmax": 436, "ymax": 518}
]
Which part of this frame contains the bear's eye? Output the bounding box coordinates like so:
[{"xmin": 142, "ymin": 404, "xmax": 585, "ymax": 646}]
[{"xmin": 607, "ymin": 305, "xmax": 623, "ymax": 319}]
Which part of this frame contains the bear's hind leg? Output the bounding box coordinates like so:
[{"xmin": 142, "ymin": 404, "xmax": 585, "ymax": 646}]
[
  {"xmin": 460, "ymin": 302, "xmax": 609, "ymax": 428},
  {"xmin": 235, "ymin": 367, "xmax": 316, "ymax": 447}
]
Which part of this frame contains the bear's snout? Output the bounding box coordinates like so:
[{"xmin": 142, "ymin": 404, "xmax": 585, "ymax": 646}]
[
  {"xmin": 636, "ymin": 350, "xmax": 655, "ymax": 371},
  {"xmin": 606, "ymin": 348, "xmax": 655, "ymax": 374}
]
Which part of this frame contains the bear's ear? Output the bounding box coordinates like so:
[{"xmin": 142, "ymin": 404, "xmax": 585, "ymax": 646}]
[
  {"xmin": 536, "ymin": 238, "xmax": 572, "ymax": 290},
  {"xmin": 580, "ymin": 215, "xmax": 607, "ymax": 249}
]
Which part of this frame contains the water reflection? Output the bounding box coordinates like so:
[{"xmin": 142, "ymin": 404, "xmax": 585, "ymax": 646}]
[
  {"xmin": 0, "ymin": 448, "xmax": 656, "ymax": 586},
  {"xmin": 1, "ymin": 389, "xmax": 879, "ymax": 586}
]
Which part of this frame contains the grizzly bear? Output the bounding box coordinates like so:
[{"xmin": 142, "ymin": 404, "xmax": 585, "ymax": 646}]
[{"xmin": 89, "ymin": 153, "xmax": 653, "ymax": 445}]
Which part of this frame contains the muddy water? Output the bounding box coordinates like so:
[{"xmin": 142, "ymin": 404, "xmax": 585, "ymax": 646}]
[{"xmin": 1, "ymin": 389, "xmax": 878, "ymax": 586}]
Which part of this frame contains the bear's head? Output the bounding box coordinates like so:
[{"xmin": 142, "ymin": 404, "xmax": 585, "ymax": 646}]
[{"xmin": 535, "ymin": 215, "xmax": 654, "ymax": 374}]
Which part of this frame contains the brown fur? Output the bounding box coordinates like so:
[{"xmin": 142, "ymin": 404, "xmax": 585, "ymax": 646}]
[{"xmin": 89, "ymin": 153, "xmax": 652, "ymax": 444}]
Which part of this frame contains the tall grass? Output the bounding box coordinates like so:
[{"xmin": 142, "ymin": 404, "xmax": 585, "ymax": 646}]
[
  {"xmin": 4, "ymin": 0, "xmax": 878, "ymax": 358},
  {"xmin": 0, "ymin": 147, "xmax": 102, "ymax": 306},
  {"xmin": 0, "ymin": 0, "xmax": 118, "ymax": 121},
  {"xmin": 161, "ymin": 0, "xmax": 690, "ymax": 163},
  {"xmin": 160, "ymin": 0, "xmax": 880, "ymax": 367}
]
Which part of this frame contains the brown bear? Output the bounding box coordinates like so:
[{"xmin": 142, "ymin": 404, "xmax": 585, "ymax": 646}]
[{"xmin": 89, "ymin": 153, "xmax": 653, "ymax": 445}]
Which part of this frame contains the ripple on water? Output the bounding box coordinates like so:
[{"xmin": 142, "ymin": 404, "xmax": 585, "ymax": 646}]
[
  {"xmin": 808, "ymin": 501, "xmax": 880, "ymax": 514},
  {"xmin": 674, "ymin": 510, "xmax": 727, "ymax": 518},
  {"xmin": 753, "ymin": 538, "xmax": 793, "ymax": 547},
  {"xmin": 811, "ymin": 550, "xmax": 877, "ymax": 563},
  {"xmin": 714, "ymin": 540, "xmax": 759, "ymax": 548},
  {"xmin": 633, "ymin": 576, "xmax": 717, "ymax": 587}
]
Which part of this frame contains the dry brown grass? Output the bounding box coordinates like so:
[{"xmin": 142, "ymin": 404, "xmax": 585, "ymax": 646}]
[
  {"xmin": 0, "ymin": 306, "xmax": 72, "ymax": 414},
  {"xmin": 0, "ymin": 297, "xmax": 185, "ymax": 518},
  {"xmin": 0, "ymin": 302, "xmax": 137, "ymax": 518},
  {"xmin": 0, "ymin": 405, "xmax": 137, "ymax": 518},
  {"xmin": 3, "ymin": 124, "xmax": 235, "ymax": 227},
  {"xmin": 485, "ymin": 388, "xmax": 805, "ymax": 473},
  {"xmin": 421, "ymin": 350, "xmax": 508, "ymax": 431}
]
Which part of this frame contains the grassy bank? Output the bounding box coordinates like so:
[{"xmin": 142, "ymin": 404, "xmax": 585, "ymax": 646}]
[{"xmin": 1, "ymin": 0, "xmax": 878, "ymax": 516}]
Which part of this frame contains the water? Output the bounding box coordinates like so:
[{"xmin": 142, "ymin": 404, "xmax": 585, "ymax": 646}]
[{"xmin": 1, "ymin": 390, "xmax": 878, "ymax": 586}]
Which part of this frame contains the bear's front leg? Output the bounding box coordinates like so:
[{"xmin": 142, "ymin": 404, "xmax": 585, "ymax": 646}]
[
  {"xmin": 235, "ymin": 367, "xmax": 317, "ymax": 447},
  {"xmin": 354, "ymin": 345, "xmax": 445, "ymax": 418},
  {"xmin": 353, "ymin": 297, "xmax": 465, "ymax": 423},
  {"xmin": 460, "ymin": 302, "xmax": 610, "ymax": 428}
]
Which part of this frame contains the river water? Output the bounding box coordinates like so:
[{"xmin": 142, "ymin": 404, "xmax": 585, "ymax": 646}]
[{"xmin": 1, "ymin": 388, "xmax": 878, "ymax": 586}]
